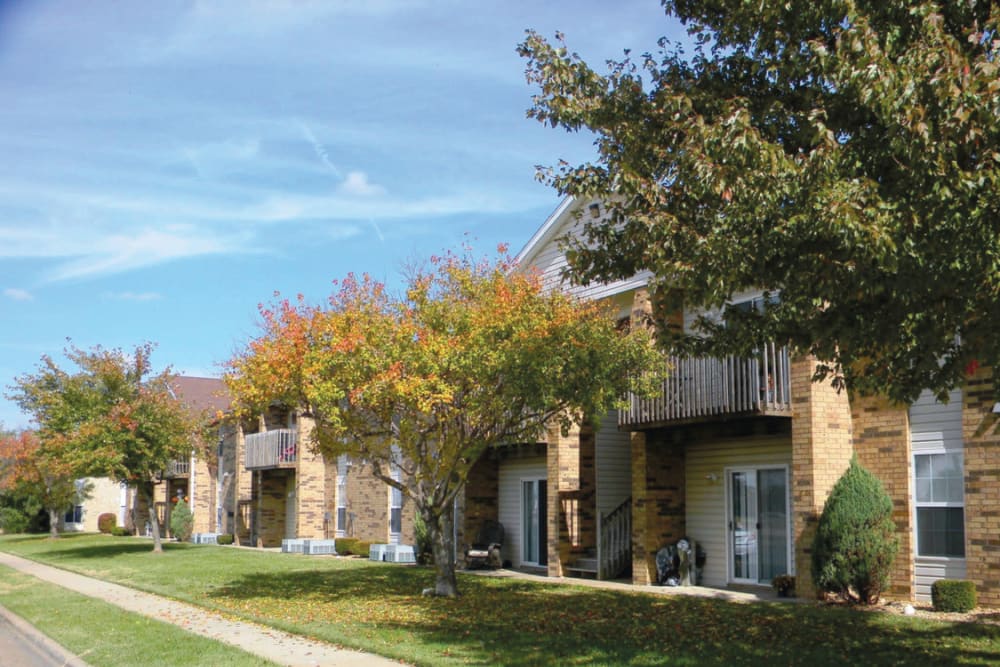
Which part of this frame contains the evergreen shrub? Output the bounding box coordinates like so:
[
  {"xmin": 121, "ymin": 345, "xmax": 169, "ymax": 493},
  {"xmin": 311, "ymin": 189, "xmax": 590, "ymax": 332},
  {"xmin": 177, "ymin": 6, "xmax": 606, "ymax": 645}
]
[
  {"xmin": 811, "ymin": 457, "xmax": 899, "ymax": 604},
  {"xmin": 169, "ymin": 500, "xmax": 194, "ymax": 542},
  {"xmin": 932, "ymin": 580, "xmax": 977, "ymax": 612}
]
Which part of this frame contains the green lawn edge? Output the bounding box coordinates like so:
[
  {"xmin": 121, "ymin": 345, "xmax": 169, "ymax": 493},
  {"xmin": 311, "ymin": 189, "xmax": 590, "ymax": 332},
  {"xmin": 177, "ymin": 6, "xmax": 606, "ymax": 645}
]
[
  {"xmin": 0, "ymin": 564, "xmax": 278, "ymax": 667},
  {"xmin": 2, "ymin": 533, "xmax": 999, "ymax": 666}
]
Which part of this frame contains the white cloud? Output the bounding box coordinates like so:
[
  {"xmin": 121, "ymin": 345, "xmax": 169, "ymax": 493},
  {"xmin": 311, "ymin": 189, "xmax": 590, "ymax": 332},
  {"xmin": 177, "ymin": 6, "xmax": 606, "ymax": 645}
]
[
  {"xmin": 3, "ymin": 288, "xmax": 33, "ymax": 301},
  {"xmin": 338, "ymin": 171, "xmax": 386, "ymax": 198}
]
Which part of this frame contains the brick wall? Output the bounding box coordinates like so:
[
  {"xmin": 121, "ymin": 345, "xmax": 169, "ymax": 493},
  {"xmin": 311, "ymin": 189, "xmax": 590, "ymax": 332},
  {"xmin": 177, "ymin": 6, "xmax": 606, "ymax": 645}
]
[
  {"xmin": 790, "ymin": 355, "xmax": 854, "ymax": 599},
  {"xmin": 345, "ymin": 460, "xmax": 390, "ymax": 543},
  {"xmin": 191, "ymin": 455, "xmax": 215, "ymax": 535},
  {"xmin": 963, "ymin": 366, "xmax": 1000, "ymax": 606},
  {"xmin": 631, "ymin": 430, "xmax": 686, "ymax": 585},
  {"xmin": 294, "ymin": 417, "xmax": 328, "ymax": 539},
  {"xmin": 852, "ymin": 395, "xmax": 914, "ymax": 601},
  {"xmin": 257, "ymin": 470, "xmax": 291, "ymax": 547},
  {"xmin": 461, "ymin": 453, "xmax": 499, "ymax": 557}
]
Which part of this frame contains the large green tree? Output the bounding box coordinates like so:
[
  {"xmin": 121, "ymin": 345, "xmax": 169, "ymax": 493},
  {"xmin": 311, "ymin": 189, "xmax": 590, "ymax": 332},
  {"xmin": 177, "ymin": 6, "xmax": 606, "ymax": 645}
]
[
  {"xmin": 226, "ymin": 248, "xmax": 659, "ymax": 596},
  {"xmin": 520, "ymin": 0, "xmax": 999, "ymax": 402},
  {"xmin": 8, "ymin": 344, "xmax": 194, "ymax": 552}
]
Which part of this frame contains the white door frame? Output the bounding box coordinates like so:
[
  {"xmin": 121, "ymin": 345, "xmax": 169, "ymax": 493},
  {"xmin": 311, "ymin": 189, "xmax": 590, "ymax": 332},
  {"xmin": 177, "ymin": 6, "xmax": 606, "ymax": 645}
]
[
  {"xmin": 519, "ymin": 477, "xmax": 547, "ymax": 567},
  {"xmin": 724, "ymin": 465, "xmax": 792, "ymax": 584}
]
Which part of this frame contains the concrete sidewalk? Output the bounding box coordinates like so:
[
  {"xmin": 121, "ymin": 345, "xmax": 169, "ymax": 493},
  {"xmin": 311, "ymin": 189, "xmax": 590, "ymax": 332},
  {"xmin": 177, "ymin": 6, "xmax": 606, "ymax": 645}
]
[{"xmin": 0, "ymin": 552, "xmax": 402, "ymax": 667}]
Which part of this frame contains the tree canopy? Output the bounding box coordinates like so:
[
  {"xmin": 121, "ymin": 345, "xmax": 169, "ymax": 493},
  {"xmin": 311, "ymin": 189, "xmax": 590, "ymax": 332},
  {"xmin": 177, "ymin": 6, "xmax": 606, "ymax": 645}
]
[
  {"xmin": 520, "ymin": 0, "xmax": 1000, "ymax": 402},
  {"xmin": 7, "ymin": 343, "xmax": 196, "ymax": 551},
  {"xmin": 226, "ymin": 247, "xmax": 659, "ymax": 595},
  {"xmin": 0, "ymin": 430, "xmax": 89, "ymax": 538}
]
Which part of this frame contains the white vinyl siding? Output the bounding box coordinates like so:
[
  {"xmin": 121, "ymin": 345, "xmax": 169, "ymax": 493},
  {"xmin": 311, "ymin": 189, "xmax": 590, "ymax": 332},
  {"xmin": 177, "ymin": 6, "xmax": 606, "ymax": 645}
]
[
  {"xmin": 910, "ymin": 389, "xmax": 966, "ymax": 601},
  {"xmin": 595, "ymin": 410, "xmax": 631, "ymax": 519},
  {"xmin": 685, "ymin": 434, "xmax": 792, "ymax": 587},
  {"xmin": 498, "ymin": 457, "xmax": 546, "ymax": 569}
]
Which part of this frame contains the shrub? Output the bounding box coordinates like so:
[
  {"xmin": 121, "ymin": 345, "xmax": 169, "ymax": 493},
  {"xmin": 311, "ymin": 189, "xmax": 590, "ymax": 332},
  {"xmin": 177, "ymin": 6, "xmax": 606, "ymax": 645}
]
[
  {"xmin": 811, "ymin": 457, "xmax": 899, "ymax": 604},
  {"xmin": 772, "ymin": 574, "xmax": 796, "ymax": 597},
  {"xmin": 216, "ymin": 534, "xmax": 235, "ymax": 546},
  {"xmin": 335, "ymin": 538, "xmax": 359, "ymax": 555},
  {"xmin": 932, "ymin": 580, "xmax": 977, "ymax": 613},
  {"xmin": 169, "ymin": 500, "xmax": 194, "ymax": 542},
  {"xmin": 0, "ymin": 507, "xmax": 30, "ymax": 534},
  {"xmin": 413, "ymin": 513, "xmax": 434, "ymax": 565},
  {"xmin": 110, "ymin": 526, "xmax": 131, "ymax": 537},
  {"xmin": 353, "ymin": 541, "xmax": 372, "ymax": 558},
  {"xmin": 97, "ymin": 513, "xmax": 117, "ymax": 534}
]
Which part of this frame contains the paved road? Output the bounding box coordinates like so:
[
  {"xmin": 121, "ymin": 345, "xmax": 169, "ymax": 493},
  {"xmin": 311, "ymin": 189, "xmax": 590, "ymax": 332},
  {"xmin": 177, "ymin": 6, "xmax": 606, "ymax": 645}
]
[{"xmin": 0, "ymin": 604, "xmax": 81, "ymax": 667}]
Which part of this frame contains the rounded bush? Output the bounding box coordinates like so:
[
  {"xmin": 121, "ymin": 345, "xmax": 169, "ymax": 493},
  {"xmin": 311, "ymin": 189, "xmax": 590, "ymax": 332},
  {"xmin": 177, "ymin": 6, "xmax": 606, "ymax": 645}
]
[
  {"xmin": 97, "ymin": 513, "xmax": 117, "ymax": 534},
  {"xmin": 216, "ymin": 534, "xmax": 235, "ymax": 545},
  {"xmin": 169, "ymin": 500, "xmax": 194, "ymax": 542},
  {"xmin": 110, "ymin": 526, "xmax": 131, "ymax": 537},
  {"xmin": 811, "ymin": 457, "xmax": 899, "ymax": 604},
  {"xmin": 353, "ymin": 541, "xmax": 372, "ymax": 558},
  {"xmin": 335, "ymin": 538, "xmax": 359, "ymax": 555},
  {"xmin": 932, "ymin": 580, "xmax": 977, "ymax": 613}
]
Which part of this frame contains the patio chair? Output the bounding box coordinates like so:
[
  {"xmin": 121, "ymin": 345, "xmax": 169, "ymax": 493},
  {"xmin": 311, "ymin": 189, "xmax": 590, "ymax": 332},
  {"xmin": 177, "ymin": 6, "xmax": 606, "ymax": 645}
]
[{"xmin": 465, "ymin": 519, "xmax": 504, "ymax": 569}]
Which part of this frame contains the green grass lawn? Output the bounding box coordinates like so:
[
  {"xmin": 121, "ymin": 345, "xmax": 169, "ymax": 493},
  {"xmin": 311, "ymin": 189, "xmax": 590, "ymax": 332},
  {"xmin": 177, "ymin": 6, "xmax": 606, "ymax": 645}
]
[
  {"xmin": 0, "ymin": 565, "xmax": 277, "ymax": 666},
  {"xmin": 2, "ymin": 533, "xmax": 999, "ymax": 666}
]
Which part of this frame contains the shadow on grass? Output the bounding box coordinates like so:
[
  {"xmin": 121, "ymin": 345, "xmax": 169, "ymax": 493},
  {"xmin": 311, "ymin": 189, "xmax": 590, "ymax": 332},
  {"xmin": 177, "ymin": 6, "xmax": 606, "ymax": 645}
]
[{"xmin": 209, "ymin": 568, "xmax": 1000, "ymax": 666}]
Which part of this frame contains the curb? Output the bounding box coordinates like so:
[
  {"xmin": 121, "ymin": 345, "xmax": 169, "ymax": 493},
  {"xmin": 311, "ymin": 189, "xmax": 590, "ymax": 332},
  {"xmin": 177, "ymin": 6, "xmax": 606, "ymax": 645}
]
[{"xmin": 0, "ymin": 602, "xmax": 90, "ymax": 667}]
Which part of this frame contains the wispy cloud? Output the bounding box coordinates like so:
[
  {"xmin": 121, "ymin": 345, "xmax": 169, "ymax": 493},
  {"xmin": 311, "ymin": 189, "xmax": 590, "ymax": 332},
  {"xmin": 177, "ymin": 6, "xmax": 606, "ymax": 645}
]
[
  {"xmin": 338, "ymin": 171, "xmax": 385, "ymax": 197},
  {"xmin": 104, "ymin": 291, "xmax": 162, "ymax": 302},
  {"xmin": 298, "ymin": 121, "xmax": 342, "ymax": 179},
  {"xmin": 3, "ymin": 288, "xmax": 33, "ymax": 301}
]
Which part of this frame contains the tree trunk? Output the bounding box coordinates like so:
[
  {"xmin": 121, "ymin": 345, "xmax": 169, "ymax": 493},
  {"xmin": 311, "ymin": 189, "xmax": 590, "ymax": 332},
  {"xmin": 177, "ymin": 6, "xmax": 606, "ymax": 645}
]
[
  {"xmin": 140, "ymin": 484, "xmax": 163, "ymax": 553},
  {"xmin": 47, "ymin": 508, "xmax": 60, "ymax": 538},
  {"xmin": 424, "ymin": 505, "xmax": 458, "ymax": 597}
]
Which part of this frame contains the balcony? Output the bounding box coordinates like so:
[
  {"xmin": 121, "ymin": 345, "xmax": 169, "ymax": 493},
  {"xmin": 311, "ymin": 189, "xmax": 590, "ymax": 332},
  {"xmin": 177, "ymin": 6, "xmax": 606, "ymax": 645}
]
[
  {"xmin": 162, "ymin": 459, "xmax": 190, "ymax": 478},
  {"xmin": 620, "ymin": 343, "xmax": 792, "ymax": 428},
  {"xmin": 245, "ymin": 429, "xmax": 299, "ymax": 470}
]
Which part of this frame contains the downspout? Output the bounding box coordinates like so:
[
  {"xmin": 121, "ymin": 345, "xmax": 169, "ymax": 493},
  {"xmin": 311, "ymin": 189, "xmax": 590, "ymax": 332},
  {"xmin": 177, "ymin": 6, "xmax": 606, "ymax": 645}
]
[{"xmin": 189, "ymin": 448, "xmax": 196, "ymax": 527}]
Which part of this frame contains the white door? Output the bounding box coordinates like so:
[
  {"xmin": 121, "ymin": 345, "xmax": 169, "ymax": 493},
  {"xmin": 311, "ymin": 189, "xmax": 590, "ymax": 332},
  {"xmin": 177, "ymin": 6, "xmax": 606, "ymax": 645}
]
[
  {"xmin": 727, "ymin": 467, "xmax": 789, "ymax": 584},
  {"xmin": 521, "ymin": 479, "xmax": 547, "ymax": 566}
]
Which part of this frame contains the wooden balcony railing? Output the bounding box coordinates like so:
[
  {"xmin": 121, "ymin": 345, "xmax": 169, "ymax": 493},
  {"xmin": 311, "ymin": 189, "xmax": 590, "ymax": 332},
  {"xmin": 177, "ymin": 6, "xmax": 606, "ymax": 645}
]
[
  {"xmin": 163, "ymin": 459, "xmax": 190, "ymax": 478},
  {"xmin": 245, "ymin": 429, "xmax": 299, "ymax": 470},
  {"xmin": 620, "ymin": 343, "xmax": 792, "ymax": 428}
]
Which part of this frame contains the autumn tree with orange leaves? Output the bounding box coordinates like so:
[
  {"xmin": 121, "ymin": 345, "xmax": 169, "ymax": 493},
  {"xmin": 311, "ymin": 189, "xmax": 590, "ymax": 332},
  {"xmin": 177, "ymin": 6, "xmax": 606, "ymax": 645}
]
[
  {"xmin": 8, "ymin": 344, "xmax": 195, "ymax": 552},
  {"xmin": 226, "ymin": 247, "xmax": 660, "ymax": 596},
  {"xmin": 0, "ymin": 430, "xmax": 91, "ymax": 537}
]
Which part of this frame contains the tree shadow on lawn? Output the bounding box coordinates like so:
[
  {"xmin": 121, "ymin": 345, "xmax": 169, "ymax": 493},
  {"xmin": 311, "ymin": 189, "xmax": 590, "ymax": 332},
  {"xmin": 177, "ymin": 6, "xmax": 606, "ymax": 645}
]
[{"xmin": 208, "ymin": 569, "xmax": 1000, "ymax": 666}]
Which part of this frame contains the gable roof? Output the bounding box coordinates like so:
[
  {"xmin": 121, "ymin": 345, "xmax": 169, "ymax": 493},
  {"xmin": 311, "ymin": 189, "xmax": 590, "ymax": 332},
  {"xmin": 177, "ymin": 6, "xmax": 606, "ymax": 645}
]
[
  {"xmin": 514, "ymin": 196, "xmax": 577, "ymax": 269},
  {"xmin": 169, "ymin": 376, "xmax": 231, "ymax": 417}
]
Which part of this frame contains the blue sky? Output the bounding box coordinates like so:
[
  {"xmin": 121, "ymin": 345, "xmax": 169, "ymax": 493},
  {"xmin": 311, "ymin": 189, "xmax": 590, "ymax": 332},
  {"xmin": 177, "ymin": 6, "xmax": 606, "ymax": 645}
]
[{"xmin": 0, "ymin": 1, "xmax": 684, "ymax": 429}]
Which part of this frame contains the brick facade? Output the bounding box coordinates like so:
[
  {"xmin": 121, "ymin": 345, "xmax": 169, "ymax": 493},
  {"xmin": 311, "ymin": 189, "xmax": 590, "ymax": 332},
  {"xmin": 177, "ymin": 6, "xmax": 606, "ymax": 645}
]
[
  {"xmin": 852, "ymin": 395, "xmax": 914, "ymax": 600},
  {"xmin": 963, "ymin": 367, "xmax": 1000, "ymax": 606},
  {"xmin": 790, "ymin": 355, "xmax": 854, "ymax": 599},
  {"xmin": 630, "ymin": 430, "xmax": 686, "ymax": 585}
]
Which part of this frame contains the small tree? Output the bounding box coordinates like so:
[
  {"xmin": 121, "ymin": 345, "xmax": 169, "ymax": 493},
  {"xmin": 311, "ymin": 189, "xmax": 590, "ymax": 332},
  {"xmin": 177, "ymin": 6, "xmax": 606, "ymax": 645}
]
[
  {"xmin": 169, "ymin": 499, "xmax": 193, "ymax": 542},
  {"xmin": 8, "ymin": 344, "xmax": 195, "ymax": 552},
  {"xmin": 812, "ymin": 457, "xmax": 899, "ymax": 604},
  {"xmin": 0, "ymin": 431, "xmax": 91, "ymax": 538},
  {"xmin": 227, "ymin": 246, "xmax": 660, "ymax": 596}
]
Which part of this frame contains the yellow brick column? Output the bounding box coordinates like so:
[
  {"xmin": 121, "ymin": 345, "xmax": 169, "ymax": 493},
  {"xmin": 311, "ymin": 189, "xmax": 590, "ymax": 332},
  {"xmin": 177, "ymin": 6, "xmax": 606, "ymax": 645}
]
[
  {"xmin": 547, "ymin": 420, "xmax": 581, "ymax": 577},
  {"xmin": 852, "ymin": 395, "xmax": 914, "ymax": 601},
  {"xmin": 791, "ymin": 356, "xmax": 854, "ymax": 599},
  {"xmin": 962, "ymin": 366, "xmax": 1000, "ymax": 607},
  {"xmin": 295, "ymin": 416, "xmax": 328, "ymax": 540},
  {"xmin": 191, "ymin": 454, "xmax": 215, "ymax": 535}
]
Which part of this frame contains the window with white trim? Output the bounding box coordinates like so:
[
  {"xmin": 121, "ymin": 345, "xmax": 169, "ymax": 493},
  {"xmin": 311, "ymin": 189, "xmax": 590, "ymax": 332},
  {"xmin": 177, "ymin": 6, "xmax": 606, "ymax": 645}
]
[
  {"xmin": 64, "ymin": 505, "xmax": 83, "ymax": 524},
  {"xmin": 390, "ymin": 464, "xmax": 403, "ymax": 536},
  {"xmin": 336, "ymin": 455, "xmax": 348, "ymax": 537},
  {"xmin": 914, "ymin": 452, "xmax": 965, "ymax": 558}
]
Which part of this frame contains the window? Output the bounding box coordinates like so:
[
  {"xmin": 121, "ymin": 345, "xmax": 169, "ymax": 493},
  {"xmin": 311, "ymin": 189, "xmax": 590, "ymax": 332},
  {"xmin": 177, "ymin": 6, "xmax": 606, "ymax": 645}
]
[
  {"xmin": 914, "ymin": 452, "xmax": 965, "ymax": 557},
  {"xmin": 390, "ymin": 464, "xmax": 403, "ymax": 536},
  {"xmin": 64, "ymin": 505, "xmax": 83, "ymax": 524},
  {"xmin": 336, "ymin": 455, "xmax": 348, "ymax": 537}
]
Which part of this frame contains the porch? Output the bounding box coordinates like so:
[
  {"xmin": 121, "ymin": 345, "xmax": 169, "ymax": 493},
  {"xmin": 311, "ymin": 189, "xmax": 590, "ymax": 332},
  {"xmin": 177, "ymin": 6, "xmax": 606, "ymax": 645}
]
[
  {"xmin": 245, "ymin": 429, "xmax": 299, "ymax": 470},
  {"xmin": 621, "ymin": 343, "xmax": 792, "ymax": 429}
]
